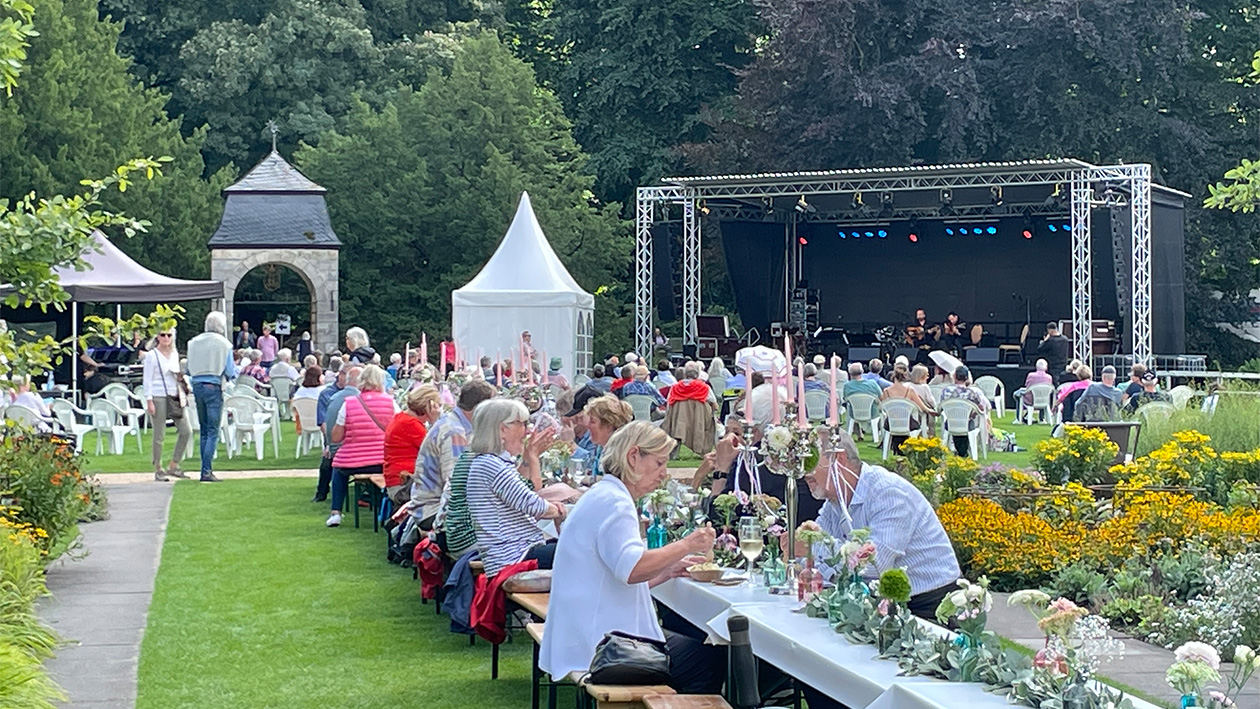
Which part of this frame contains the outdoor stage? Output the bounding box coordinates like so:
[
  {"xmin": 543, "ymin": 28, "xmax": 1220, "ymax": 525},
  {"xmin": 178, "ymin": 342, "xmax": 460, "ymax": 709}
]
[{"xmin": 635, "ymin": 160, "xmax": 1190, "ymax": 368}]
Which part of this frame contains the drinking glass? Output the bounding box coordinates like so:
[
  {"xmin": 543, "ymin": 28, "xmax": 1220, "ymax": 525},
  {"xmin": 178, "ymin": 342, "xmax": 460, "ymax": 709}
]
[{"xmin": 738, "ymin": 516, "xmax": 764, "ymax": 587}]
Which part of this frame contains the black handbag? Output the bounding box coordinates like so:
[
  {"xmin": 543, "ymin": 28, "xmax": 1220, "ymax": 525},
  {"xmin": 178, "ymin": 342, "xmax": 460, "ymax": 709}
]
[{"xmin": 585, "ymin": 631, "xmax": 671, "ymax": 685}]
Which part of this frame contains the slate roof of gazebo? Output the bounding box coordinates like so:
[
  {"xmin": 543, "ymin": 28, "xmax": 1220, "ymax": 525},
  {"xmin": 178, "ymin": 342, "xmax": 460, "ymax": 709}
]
[{"xmin": 209, "ymin": 150, "xmax": 341, "ymax": 249}]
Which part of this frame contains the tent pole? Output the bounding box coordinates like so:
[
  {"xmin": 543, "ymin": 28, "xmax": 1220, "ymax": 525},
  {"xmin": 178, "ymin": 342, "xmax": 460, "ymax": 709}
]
[{"xmin": 71, "ymin": 302, "xmax": 79, "ymax": 404}]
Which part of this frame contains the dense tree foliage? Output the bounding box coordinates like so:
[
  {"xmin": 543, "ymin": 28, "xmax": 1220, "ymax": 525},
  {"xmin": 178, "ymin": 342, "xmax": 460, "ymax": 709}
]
[
  {"xmin": 0, "ymin": 0, "xmax": 228, "ymax": 281},
  {"xmin": 297, "ymin": 32, "xmax": 632, "ymax": 357}
]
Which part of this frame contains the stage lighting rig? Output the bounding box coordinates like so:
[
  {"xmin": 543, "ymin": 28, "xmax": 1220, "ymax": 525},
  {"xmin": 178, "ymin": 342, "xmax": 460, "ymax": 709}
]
[
  {"xmin": 878, "ymin": 192, "xmax": 895, "ymax": 218},
  {"xmin": 989, "ymin": 186, "xmax": 1004, "ymax": 207},
  {"xmin": 795, "ymin": 195, "xmax": 817, "ymax": 214},
  {"xmin": 938, "ymin": 188, "xmax": 954, "ymax": 216},
  {"xmin": 1043, "ymin": 183, "xmax": 1063, "ymax": 209}
]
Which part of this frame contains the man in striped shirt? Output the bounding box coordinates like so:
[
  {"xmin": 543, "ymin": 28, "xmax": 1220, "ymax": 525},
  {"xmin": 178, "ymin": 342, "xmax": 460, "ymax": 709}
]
[{"xmin": 803, "ymin": 429, "xmax": 961, "ymax": 620}]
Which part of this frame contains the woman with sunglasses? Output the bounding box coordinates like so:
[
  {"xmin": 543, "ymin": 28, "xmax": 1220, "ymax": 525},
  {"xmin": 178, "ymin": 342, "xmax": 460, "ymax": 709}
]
[
  {"xmin": 465, "ymin": 398, "xmax": 566, "ymax": 577},
  {"xmin": 144, "ymin": 329, "xmax": 192, "ymax": 481}
]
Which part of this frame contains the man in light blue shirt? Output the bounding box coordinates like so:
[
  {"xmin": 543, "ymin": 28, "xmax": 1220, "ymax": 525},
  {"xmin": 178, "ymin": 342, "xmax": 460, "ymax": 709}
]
[
  {"xmin": 185, "ymin": 311, "xmax": 238, "ymax": 482},
  {"xmin": 860, "ymin": 358, "xmax": 893, "ymax": 390},
  {"xmin": 802, "ymin": 429, "xmax": 960, "ymax": 619}
]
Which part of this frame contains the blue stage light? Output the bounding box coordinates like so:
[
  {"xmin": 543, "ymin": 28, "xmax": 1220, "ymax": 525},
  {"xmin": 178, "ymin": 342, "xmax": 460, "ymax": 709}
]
[
  {"xmin": 838, "ymin": 231, "xmax": 846, "ymax": 239},
  {"xmin": 986, "ymin": 226, "xmax": 997, "ymax": 235},
  {"xmin": 945, "ymin": 227, "xmax": 955, "ymax": 236},
  {"xmin": 864, "ymin": 231, "xmax": 874, "ymax": 238},
  {"xmin": 1047, "ymin": 224, "xmax": 1058, "ymax": 232},
  {"xmin": 877, "ymin": 229, "xmax": 888, "ymax": 238}
]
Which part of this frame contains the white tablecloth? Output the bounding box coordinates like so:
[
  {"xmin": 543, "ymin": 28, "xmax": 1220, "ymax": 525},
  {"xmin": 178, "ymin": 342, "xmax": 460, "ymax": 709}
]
[{"xmin": 652, "ymin": 578, "xmax": 1158, "ymax": 709}]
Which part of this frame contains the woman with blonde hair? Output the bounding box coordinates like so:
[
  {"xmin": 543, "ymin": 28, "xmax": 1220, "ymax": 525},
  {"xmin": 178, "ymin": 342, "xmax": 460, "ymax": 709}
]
[
  {"xmin": 382, "ymin": 384, "xmax": 441, "ymax": 505},
  {"xmin": 326, "ymin": 365, "xmax": 398, "ymax": 527},
  {"xmin": 582, "ymin": 394, "xmax": 633, "ymax": 477},
  {"xmin": 540, "ymin": 421, "xmax": 720, "ymax": 692},
  {"xmin": 144, "ymin": 327, "xmax": 192, "ymax": 481}
]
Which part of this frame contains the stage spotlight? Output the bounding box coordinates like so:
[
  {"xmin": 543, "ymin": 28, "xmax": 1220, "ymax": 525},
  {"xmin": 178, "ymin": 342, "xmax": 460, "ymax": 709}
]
[
  {"xmin": 878, "ymin": 192, "xmax": 895, "ymax": 218},
  {"xmin": 698, "ymin": 200, "xmax": 710, "ymax": 216},
  {"xmin": 1047, "ymin": 224, "xmax": 1058, "ymax": 232},
  {"xmin": 989, "ymin": 186, "xmax": 1004, "ymax": 207},
  {"xmin": 795, "ymin": 195, "xmax": 817, "ymax": 214},
  {"xmin": 909, "ymin": 233, "xmax": 919, "ymax": 243},
  {"xmin": 837, "ymin": 230, "xmax": 846, "ymax": 239},
  {"xmin": 798, "ymin": 236, "xmax": 808, "ymax": 245},
  {"xmin": 907, "ymin": 217, "xmax": 920, "ymax": 243},
  {"xmin": 864, "ymin": 231, "xmax": 874, "ymax": 238},
  {"xmin": 958, "ymin": 227, "xmax": 970, "ymax": 235},
  {"xmin": 761, "ymin": 196, "xmax": 774, "ymax": 215},
  {"xmin": 985, "ymin": 226, "xmax": 998, "ymax": 235},
  {"xmin": 877, "ymin": 229, "xmax": 888, "ymax": 238},
  {"xmin": 1022, "ymin": 228, "xmax": 1033, "ymax": 239},
  {"xmin": 945, "ymin": 227, "xmax": 956, "ymax": 236},
  {"xmin": 938, "ymin": 189, "xmax": 954, "ymax": 216},
  {"xmin": 852, "ymin": 231, "xmax": 862, "ymax": 239}
]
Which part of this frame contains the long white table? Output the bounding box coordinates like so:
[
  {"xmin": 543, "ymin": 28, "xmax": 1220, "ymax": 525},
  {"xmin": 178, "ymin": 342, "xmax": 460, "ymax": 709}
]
[{"xmin": 652, "ymin": 577, "xmax": 1157, "ymax": 709}]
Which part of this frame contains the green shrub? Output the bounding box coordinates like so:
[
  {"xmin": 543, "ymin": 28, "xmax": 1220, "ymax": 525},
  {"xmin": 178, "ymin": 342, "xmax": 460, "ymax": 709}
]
[
  {"xmin": 0, "ymin": 642, "xmax": 64, "ymax": 709},
  {"xmin": 1045, "ymin": 561, "xmax": 1108, "ymax": 607},
  {"xmin": 0, "ymin": 428, "xmax": 95, "ymax": 556}
]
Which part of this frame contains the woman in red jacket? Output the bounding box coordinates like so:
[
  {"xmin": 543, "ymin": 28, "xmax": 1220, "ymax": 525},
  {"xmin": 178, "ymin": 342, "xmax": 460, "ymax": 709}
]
[{"xmin": 382, "ymin": 384, "xmax": 442, "ymax": 505}]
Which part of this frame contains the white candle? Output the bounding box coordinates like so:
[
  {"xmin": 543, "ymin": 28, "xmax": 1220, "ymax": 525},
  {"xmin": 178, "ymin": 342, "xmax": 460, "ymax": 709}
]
[{"xmin": 797, "ymin": 362, "xmax": 806, "ymax": 426}]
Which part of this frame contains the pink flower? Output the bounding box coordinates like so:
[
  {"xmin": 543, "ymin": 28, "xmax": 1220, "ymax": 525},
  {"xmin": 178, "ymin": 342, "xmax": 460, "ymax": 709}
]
[
  {"xmin": 735, "ymin": 490, "xmax": 750, "ymax": 506},
  {"xmin": 715, "ymin": 532, "xmax": 739, "ymax": 552},
  {"xmin": 1047, "ymin": 598, "xmax": 1080, "ymax": 614},
  {"xmin": 1208, "ymin": 691, "xmax": 1232, "ymax": 707},
  {"xmin": 878, "ymin": 599, "xmax": 890, "ymax": 616},
  {"xmin": 767, "ymin": 524, "xmax": 786, "ymax": 538},
  {"xmin": 847, "ymin": 542, "xmax": 876, "ymax": 570},
  {"xmin": 1033, "ymin": 648, "xmax": 1068, "ymax": 678}
]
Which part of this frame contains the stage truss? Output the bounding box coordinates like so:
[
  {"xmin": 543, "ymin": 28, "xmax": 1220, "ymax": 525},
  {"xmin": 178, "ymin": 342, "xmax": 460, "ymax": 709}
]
[{"xmin": 634, "ymin": 160, "xmax": 1154, "ymax": 365}]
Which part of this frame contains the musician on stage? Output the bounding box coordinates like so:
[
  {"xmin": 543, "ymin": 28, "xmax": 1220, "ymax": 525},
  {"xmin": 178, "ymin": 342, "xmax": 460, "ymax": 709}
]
[
  {"xmin": 905, "ymin": 309, "xmax": 939, "ymax": 348},
  {"xmin": 938, "ymin": 312, "xmax": 966, "ymax": 352}
]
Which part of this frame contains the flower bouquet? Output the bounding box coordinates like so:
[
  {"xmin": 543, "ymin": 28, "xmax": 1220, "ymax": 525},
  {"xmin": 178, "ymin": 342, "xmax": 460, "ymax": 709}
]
[
  {"xmin": 1166, "ymin": 642, "xmax": 1260, "ymax": 708},
  {"xmin": 934, "ymin": 577, "xmax": 994, "ymax": 681},
  {"xmin": 795, "ymin": 520, "xmax": 829, "ymax": 602},
  {"xmin": 1007, "ymin": 592, "xmax": 1128, "ymax": 707}
]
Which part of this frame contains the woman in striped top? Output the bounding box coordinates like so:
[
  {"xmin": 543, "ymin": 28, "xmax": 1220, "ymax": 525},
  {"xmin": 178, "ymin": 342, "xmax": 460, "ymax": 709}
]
[{"xmin": 466, "ymin": 399, "xmax": 565, "ymax": 578}]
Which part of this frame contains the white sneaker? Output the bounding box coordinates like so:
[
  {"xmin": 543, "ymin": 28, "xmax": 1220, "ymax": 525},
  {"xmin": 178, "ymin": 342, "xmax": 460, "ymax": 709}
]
[{"xmin": 325, "ymin": 512, "xmax": 341, "ymax": 527}]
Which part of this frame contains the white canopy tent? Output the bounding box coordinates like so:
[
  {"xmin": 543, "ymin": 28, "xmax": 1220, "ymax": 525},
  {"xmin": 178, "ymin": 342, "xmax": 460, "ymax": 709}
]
[{"xmin": 452, "ymin": 192, "xmax": 594, "ymax": 383}]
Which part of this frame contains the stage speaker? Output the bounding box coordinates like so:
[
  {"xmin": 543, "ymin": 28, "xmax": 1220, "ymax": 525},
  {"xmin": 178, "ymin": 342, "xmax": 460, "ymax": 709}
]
[
  {"xmin": 847, "ymin": 346, "xmax": 881, "ymax": 364},
  {"xmin": 650, "ymin": 224, "xmax": 676, "ymax": 322},
  {"xmin": 893, "ymin": 348, "xmax": 918, "ymax": 363},
  {"xmin": 964, "ymin": 347, "xmax": 1001, "ymax": 365}
]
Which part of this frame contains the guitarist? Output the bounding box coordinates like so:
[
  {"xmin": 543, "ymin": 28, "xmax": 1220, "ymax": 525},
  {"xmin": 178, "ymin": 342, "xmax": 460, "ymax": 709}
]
[{"xmin": 905, "ymin": 309, "xmax": 940, "ymax": 348}]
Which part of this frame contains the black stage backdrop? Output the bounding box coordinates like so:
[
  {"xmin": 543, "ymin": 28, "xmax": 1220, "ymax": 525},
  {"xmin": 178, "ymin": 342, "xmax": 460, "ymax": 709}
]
[{"xmin": 720, "ymin": 205, "xmax": 1184, "ymax": 352}]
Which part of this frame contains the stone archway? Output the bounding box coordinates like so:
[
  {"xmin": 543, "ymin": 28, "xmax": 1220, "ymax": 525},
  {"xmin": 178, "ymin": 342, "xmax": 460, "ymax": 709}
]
[{"xmin": 211, "ymin": 248, "xmax": 339, "ymax": 352}]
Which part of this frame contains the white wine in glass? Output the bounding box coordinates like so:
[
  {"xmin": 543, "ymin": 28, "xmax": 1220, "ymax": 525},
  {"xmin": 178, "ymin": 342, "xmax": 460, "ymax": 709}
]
[{"xmin": 738, "ymin": 517, "xmax": 763, "ymax": 585}]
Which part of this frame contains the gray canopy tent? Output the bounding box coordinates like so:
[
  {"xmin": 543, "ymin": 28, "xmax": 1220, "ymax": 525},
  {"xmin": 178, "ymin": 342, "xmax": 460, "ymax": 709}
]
[{"xmin": 21, "ymin": 231, "xmax": 224, "ymax": 398}]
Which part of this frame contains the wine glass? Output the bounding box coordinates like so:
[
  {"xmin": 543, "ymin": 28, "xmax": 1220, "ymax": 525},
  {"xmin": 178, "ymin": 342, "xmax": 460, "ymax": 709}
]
[{"xmin": 738, "ymin": 516, "xmax": 764, "ymax": 586}]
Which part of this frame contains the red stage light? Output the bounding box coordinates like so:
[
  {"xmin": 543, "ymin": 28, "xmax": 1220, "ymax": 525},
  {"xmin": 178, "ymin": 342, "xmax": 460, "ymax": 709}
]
[
  {"xmin": 909, "ymin": 233, "xmax": 919, "ymax": 243},
  {"xmin": 798, "ymin": 236, "xmax": 808, "ymax": 245},
  {"xmin": 1022, "ymin": 229, "xmax": 1033, "ymax": 239}
]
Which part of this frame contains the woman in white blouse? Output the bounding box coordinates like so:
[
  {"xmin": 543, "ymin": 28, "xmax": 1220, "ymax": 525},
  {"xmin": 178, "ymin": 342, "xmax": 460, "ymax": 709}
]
[
  {"xmin": 143, "ymin": 328, "xmax": 192, "ymax": 481},
  {"xmin": 539, "ymin": 422, "xmax": 720, "ymax": 692}
]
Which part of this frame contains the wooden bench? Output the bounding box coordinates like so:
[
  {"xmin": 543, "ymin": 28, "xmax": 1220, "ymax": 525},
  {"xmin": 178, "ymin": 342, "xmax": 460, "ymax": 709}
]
[
  {"xmin": 525, "ymin": 623, "xmax": 678, "ymax": 709},
  {"xmin": 348, "ymin": 473, "xmax": 386, "ymax": 531},
  {"xmin": 642, "ymin": 696, "xmax": 730, "ymax": 709},
  {"xmin": 580, "ymin": 682, "xmax": 676, "ymax": 709},
  {"xmin": 508, "ymin": 591, "xmax": 549, "ymax": 620}
]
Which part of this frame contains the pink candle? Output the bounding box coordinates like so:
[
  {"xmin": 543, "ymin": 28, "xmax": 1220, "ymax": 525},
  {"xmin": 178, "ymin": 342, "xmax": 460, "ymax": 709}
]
[
  {"xmin": 743, "ymin": 366, "xmax": 754, "ymax": 424},
  {"xmin": 784, "ymin": 335, "xmax": 793, "ymax": 401},
  {"xmin": 439, "ymin": 340, "xmax": 447, "ymax": 377},
  {"xmin": 541, "ymin": 349, "xmax": 549, "ymax": 386},
  {"xmin": 828, "ymin": 355, "xmax": 839, "ymax": 426},
  {"xmin": 527, "ymin": 347, "xmax": 536, "ymax": 385},
  {"xmin": 797, "ymin": 362, "xmax": 806, "ymax": 426},
  {"xmin": 496, "ymin": 349, "xmax": 502, "ymax": 385},
  {"xmin": 420, "ymin": 333, "xmax": 428, "ymax": 369},
  {"xmin": 771, "ymin": 374, "xmax": 780, "ymax": 424}
]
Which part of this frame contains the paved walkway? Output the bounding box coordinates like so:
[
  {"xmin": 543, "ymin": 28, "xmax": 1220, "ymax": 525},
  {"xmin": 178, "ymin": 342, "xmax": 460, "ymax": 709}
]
[
  {"xmin": 988, "ymin": 592, "xmax": 1258, "ymax": 707},
  {"xmin": 98, "ymin": 468, "xmax": 317, "ymax": 485},
  {"xmin": 39, "ymin": 483, "xmax": 174, "ymax": 709}
]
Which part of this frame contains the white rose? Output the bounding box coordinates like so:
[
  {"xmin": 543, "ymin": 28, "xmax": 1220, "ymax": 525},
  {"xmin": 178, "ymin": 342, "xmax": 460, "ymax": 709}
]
[
  {"xmin": 1008, "ymin": 589, "xmax": 1051, "ymax": 607},
  {"xmin": 1235, "ymin": 645, "xmax": 1256, "ymax": 668},
  {"xmin": 766, "ymin": 427, "xmax": 792, "ymax": 450},
  {"xmin": 949, "ymin": 591, "xmax": 968, "ymax": 609}
]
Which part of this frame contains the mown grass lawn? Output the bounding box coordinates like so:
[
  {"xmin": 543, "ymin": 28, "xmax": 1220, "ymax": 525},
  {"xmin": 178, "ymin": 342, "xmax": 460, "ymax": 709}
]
[{"xmin": 137, "ymin": 477, "xmax": 556, "ymax": 709}]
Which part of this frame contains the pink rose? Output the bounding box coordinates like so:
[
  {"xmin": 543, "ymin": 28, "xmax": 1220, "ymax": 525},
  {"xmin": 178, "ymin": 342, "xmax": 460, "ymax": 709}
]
[
  {"xmin": 1033, "ymin": 648, "xmax": 1068, "ymax": 678},
  {"xmin": 878, "ymin": 599, "xmax": 890, "ymax": 616}
]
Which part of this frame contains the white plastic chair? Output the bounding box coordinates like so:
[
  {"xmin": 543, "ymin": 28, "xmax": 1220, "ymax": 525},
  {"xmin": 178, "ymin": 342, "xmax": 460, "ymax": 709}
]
[
  {"xmin": 50, "ymin": 399, "xmax": 94, "ymax": 452},
  {"xmin": 653, "ymin": 379, "xmax": 670, "ymax": 392},
  {"xmin": 4, "ymin": 404, "xmax": 48, "ymax": 429},
  {"xmin": 1168, "ymin": 385, "xmax": 1195, "ymax": 410},
  {"xmin": 223, "ymin": 395, "xmax": 275, "ymax": 460},
  {"xmin": 940, "ymin": 398, "xmax": 987, "ymax": 460},
  {"xmin": 974, "ymin": 376, "xmax": 1006, "ymax": 417},
  {"xmin": 803, "ymin": 389, "xmax": 829, "ymax": 423},
  {"xmin": 878, "ymin": 398, "xmax": 920, "ymax": 460},
  {"xmin": 623, "ymin": 394, "xmax": 656, "ymax": 422},
  {"xmin": 928, "ymin": 383, "xmax": 947, "ymax": 409},
  {"xmin": 573, "ymin": 374, "xmax": 591, "ymax": 388},
  {"xmin": 845, "ymin": 393, "xmax": 881, "ymax": 444},
  {"xmin": 87, "ymin": 398, "xmax": 137, "ymax": 454},
  {"xmin": 271, "ymin": 377, "xmax": 294, "ymax": 420},
  {"xmin": 709, "ymin": 376, "xmax": 727, "ymax": 397},
  {"xmin": 1025, "ymin": 384, "xmax": 1057, "ymax": 425},
  {"xmin": 101, "ymin": 382, "xmax": 146, "ymax": 440},
  {"xmin": 292, "ymin": 398, "xmax": 323, "ymax": 458},
  {"xmin": 1135, "ymin": 400, "xmax": 1177, "ymax": 425}
]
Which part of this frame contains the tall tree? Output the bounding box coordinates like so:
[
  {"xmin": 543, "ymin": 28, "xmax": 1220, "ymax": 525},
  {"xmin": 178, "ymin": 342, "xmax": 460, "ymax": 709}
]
[
  {"xmin": 297, "ymin": 31, "xmax": 632, "ymax": 357},
  {"xmin": 0, "ymin": 0, "xmax": 228, "ymax": 281},
  {"xmin": 538, "ymin": 0, "xmax": 758, "ymax": 208}
]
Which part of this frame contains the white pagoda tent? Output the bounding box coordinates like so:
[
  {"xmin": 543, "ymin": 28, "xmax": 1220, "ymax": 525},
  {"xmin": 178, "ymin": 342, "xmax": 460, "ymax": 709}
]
[{"xmin": 452, "ymin": 192, "xmax": 594, "ymax": 382}]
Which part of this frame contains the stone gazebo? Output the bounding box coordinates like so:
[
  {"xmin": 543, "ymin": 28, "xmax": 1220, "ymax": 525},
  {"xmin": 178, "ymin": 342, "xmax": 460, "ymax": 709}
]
[{"xmin": 209, "ymin": 150, "xmax": 341, "ymax": 351}]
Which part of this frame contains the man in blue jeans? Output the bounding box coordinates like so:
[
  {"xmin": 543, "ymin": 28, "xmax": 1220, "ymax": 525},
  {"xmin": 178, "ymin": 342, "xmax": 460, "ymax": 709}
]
[{"xmin": 185, "ymin": 311, "xmax": 238, "ymax": 482}]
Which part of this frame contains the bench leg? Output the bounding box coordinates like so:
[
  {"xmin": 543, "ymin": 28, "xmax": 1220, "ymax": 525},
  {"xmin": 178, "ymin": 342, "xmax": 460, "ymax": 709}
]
[
  {"xmin": 469, "ymin": 634, "xmax": 476, "ymax": 646},
  {"xmin": 492, "ymin": 641, "xmax": 500, "ymax": 679},
  {"xmin": 353, "ymin": 482, "xmax": 362, "ymax": 528},
  {"xmin": 531, "ymin": 639, "xmax": 541, "ymax": 709}
]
